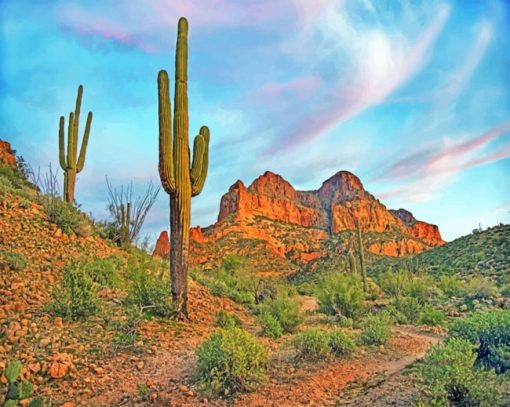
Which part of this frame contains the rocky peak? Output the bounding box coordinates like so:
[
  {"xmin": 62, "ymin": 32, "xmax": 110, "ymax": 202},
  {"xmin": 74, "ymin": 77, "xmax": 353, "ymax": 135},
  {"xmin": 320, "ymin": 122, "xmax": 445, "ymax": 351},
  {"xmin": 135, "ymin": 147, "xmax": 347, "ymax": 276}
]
[
  {"xmin": 317, "ymin": 171, "xmax": 367, "ymax": 205},
  {"xmin": 0, "ymin": 139, "xmax": 17, "ymax": 168},
  {"xmin": 390, "ymin": 208, "xmax": 416, "ymax": 226},
  {"xmin": 248, "ymin": 171, "xmax": 298, "ymax": 200}
]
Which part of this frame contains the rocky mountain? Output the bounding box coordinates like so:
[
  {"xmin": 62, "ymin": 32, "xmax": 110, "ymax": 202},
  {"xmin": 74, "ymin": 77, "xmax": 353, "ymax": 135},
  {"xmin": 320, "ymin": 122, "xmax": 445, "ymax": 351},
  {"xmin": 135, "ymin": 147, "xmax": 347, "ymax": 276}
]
[
  {"xmin": 154, "ymin": 170, "xmax": 444, "ymax": 271},
  {"xmin": 0, "ymin": 139, "xmax": 17, "ymax": 167}
]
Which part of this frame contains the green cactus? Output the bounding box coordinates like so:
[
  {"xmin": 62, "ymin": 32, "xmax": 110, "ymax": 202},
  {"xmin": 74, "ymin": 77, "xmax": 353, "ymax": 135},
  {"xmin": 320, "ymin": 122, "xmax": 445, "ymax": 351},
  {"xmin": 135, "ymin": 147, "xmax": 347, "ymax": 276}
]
[
  {"xmin": 2, "ymin": 361, "xmax": 40, "ymax": 407},
  {"xmin": 158, "ymin": 17, "xmax": 210, "ymax": 319},
  {"xmin": 59, "ymin": 85, "xmax": 92, "ymax": 204},
  {"xmin": 348, "ymin": 249, "xmax": 357, "ymax": 275},
  {"xmin": 355, "ymin": 220, "xmax": 367, "ymax": 292}
]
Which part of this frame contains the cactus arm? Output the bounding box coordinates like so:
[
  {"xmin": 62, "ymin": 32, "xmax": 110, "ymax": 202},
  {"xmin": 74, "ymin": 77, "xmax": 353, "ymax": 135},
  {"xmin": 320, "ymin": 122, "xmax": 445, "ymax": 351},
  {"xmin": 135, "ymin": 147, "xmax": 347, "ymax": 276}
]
[
  {"xmin": 73, "ymin": 85, "xmax": 83, "ymax": 161},
  {"xmin": 190, "ymin": 134, "xmax": 204, "ymax": 183},
  {"xmin": 67, "ymin": 112, "xmax": 76, "ymax": 168},
  {"xmin": 158, "ymin": 70, "xmax": 176, "ymax": 194},
  {"xmin": 76, "ymin": 111, "xmax": 92, "ymax": 172},
  {"xmin": 191, "ymin": 126, "xmax": 210, "ymax": 196},
  {"xmin": 58, "ymin": 116, "xmax": 67, "ymax": 170}
]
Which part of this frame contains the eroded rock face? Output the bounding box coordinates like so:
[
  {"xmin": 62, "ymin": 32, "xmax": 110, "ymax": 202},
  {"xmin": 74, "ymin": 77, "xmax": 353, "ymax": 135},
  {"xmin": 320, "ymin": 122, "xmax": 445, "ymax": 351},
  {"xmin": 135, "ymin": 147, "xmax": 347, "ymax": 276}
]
[
  {"xmin": 155, "ymin": 170, "xmax": 444, "ymax": 263},
  {"xmin": 152, "ymin": 231, "xmax": 170, "ymax": 258},
  {"xmin": 217, "ymin": 170, "xmax": 443, "ymax": 244},
  {"xmin": 0, "ymin": 139, "xmax": 17, "ymax": 167}
]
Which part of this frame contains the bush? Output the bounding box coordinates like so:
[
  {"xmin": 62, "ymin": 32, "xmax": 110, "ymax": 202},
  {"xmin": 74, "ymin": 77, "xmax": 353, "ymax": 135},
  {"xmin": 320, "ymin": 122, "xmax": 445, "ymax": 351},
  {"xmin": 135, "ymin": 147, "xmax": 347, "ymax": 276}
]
[
  {"xmin": 81, "ymin": 255, "xmax": 122, "ymax": 287},
  {"xmin": 0, "ymin": 250, "xmax": 27, "ymax": 271},
  {"xmin": 448, "ymin": 310, "xmax": 510, "ymax": 373},
  {"xmin": 395, "ymin": 297, "xmax": 422, "ymax": 324},
  {"xmin": 214, "ymin": 310, "xmax": 243, "ymax": 329},
  {"xmin": 328, "ymin": 330, "xmax": 356, "ymax": 356},
  {"xmin": 358, "ymin": 312, "xmax": 393, "ymax": 346},
  {"xmin": 419, "ymin": 306, "xmax": 445, "ymax": 326},
  {"xmin": 293, "ymin": 329, "xmax": 330, "ymax": 360},
  {"xmin": 259, "ymin": 312, "xmax": 283, "ymax": 339},
  {"xmin": 41, "ymin": 196, "xmax": 91, "ymax": 237},
  {"xmin": 123, "ymin": 256, "xmax": 175, "ymax": 317},
  {"xmin": 464, "ymin": 276, "xmax": 498, "ymax": 300},
  {"xmin": 384, "ymin": 305, "xmax": 407, "ymax": 324},
  {"xmin": 438, "ymin": 275, "xmax": 466, "ymax": 297},
  {"xmin": 258, "ymin": 296, "xmax": 303, "ymax": 334},
  {"xmin": 196, "ymin": 328, "xmax": 269, "ymax": 396},
  {"xmin": 417, "ymin": 338, "xmax": 506, "ymax": 406},
  {"xmin": 48, "ymin": 263, "xmax": 98, "ymax": 319},
  {"xmin": 317, "ymin": 273, "xmax": 365, "ymax": 319},
  {"xmin": 379, "ymin": 270, "xmax": 408, "ymax": 299}
]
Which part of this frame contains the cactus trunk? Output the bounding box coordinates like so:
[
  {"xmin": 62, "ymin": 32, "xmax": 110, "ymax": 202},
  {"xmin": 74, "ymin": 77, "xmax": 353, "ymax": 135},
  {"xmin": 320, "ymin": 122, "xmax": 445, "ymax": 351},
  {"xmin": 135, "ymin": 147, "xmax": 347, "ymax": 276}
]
[
  {"xmin": 355, "ymin": 220, "xmax": 367, "ymax": 292},
  {"xmin": 158, "ymin": 17, "xmax": 210, "ymax": 319},
  {"xmin": 348, "ymin": 249, "xmax": 357, "ymax": 274},
  {"xmin": 58, "ymin": 85, "xmax": 92, "ymax": 204}
]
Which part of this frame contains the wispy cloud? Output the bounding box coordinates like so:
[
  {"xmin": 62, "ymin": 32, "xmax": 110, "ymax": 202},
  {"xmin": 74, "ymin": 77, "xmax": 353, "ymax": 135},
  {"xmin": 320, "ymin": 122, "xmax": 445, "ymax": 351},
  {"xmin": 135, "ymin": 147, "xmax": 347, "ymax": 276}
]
[
  {"xmin": 378, "ymin": 122, "xmax": 510, "ymax": 201},
  {"xmin": 265, "ymin": 1, "xmax": 451, "ymax": 152}
]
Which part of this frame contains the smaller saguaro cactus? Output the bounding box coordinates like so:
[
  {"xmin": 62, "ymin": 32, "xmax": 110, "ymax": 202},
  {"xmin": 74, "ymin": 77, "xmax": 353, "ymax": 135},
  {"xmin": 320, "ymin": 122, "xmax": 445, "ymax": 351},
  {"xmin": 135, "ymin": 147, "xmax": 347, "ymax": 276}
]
[
  {"xmin": 59, "ymin": 85, "xmax": 92, "ymax": 204},
  {"xmin": 348, "ymin": 249, "xmax": 357, "ymax": 275},
  {"xmin": 355, "ymin": 220, "xmax": 368, "ymax": 292}
]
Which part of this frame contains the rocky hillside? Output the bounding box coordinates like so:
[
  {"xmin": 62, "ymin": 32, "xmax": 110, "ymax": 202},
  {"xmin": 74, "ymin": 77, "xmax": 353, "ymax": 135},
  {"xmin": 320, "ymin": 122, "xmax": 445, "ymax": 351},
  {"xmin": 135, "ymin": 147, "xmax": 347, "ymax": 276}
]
[{"xmin": 155, "ymin": 171, "xmax": 444, "ymax": 272}]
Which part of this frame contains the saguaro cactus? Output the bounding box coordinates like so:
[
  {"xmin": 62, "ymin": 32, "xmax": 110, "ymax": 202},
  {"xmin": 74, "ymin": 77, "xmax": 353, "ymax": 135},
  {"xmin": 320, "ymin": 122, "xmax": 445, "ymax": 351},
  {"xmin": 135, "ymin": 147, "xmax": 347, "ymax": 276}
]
[
  {"xmin": 348, "ymin": 249, "xmax": 357, "ymax": 275},
  {"xmin": 158, "ymin": 17, "xmax": 210, "ymax": 319},
  {"xmin": 59, "ymin": 85, "xmax": 92, "ymax": 204},
  {"xmin": 355, "ymin": 220, "xmax": 368, "ymax": 292}
]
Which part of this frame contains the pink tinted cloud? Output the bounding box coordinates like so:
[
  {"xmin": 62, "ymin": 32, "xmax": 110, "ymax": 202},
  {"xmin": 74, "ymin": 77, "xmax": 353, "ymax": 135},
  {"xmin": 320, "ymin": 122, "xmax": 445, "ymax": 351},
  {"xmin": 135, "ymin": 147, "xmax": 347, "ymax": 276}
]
[
  {"xmin": 377, "ymin": 122, "xmax": 510, "ymax": 201},
  {"xmin": 253, "ymin": 75, "xmax": 322, "ymax": 103},
  {"xmin": 270, "ymin": 4, "xmax": 450, "ymax": 152}
]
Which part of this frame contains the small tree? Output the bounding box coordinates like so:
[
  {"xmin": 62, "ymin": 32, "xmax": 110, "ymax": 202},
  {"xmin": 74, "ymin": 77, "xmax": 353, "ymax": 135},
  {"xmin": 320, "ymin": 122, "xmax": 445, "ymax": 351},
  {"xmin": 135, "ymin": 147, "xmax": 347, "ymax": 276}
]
[{"xmin": 106, "ymin": 177, "xmax": 160, "ymax": 246}]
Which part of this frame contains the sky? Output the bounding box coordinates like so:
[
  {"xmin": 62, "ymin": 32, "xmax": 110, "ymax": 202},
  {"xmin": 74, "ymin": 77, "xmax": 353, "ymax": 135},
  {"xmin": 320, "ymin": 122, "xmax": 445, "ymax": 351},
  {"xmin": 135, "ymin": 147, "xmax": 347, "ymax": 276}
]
[{"xmin": 1, "ymin": 0, "xmax": 509, "ymax": 244}]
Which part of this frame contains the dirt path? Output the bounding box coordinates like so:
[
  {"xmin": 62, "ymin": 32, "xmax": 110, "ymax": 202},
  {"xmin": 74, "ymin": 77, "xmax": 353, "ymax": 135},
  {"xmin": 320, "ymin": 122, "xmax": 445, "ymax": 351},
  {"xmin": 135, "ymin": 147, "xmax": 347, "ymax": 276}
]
[{"xmin": 130, "ymin": 326, "xmax": 442, "ymax": 407}]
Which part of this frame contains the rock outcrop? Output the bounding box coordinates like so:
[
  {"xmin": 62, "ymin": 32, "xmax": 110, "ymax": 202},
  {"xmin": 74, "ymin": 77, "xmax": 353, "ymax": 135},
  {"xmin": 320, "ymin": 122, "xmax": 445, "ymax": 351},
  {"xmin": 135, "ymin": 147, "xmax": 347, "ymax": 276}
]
[
  {"xmin": 155, "ymin": 170, "xmax": 444, "ymax": 264},
  {"xmin": 0, "ymin": 139, "xmax": 17, "ymax": 168}
]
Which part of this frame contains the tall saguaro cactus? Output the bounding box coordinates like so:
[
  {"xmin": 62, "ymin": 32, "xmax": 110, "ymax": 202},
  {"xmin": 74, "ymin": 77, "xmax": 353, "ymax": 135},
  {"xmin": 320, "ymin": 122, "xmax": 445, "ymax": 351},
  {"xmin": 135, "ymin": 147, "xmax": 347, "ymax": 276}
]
[
  {"xmin": 355, "ymin": 220, "xmax": 368, "ymax": 292},
  {"xmin": 158, "ymin": 17, "xmax": 210, "ymax": 319},
  {"xmin": 59, "ymin": 85, "xmax": 92, "ymax": 204}
]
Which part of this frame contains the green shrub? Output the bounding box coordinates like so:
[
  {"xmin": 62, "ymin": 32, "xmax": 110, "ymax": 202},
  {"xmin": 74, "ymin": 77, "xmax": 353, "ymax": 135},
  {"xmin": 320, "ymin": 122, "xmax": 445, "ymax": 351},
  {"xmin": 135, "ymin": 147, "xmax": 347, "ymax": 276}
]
[
  {"xmin": 317, "ymin": 273, "xmax": 365, "ymax": 319},
  {"xmin": 258, "ymin": 296, "xmax": 303, "ymax": 334},
  {"xmin": 395, "ymin": 297, "xmax": 422, "ymax": 324},
  {"xmin": 293, "ymin": 329, "xmax": 330, "ymax": 360},
  {"xmin": 384, "ymin": 305, "xmax": 407, "ymax": 324},
  {"xmin": 123, "ymin": 256, "xmax": 175, "ymax": 317},
  {"xmin": 2, "ymin": 360, "xmax": 39, "ymax": 406},
  {"xmin": 0, "ymin": 250, "xmax": 27, "ymax": 271},
  {"xmin": 379, "ymin": 270, "xmax": 408, "ymax": 299},
  {"xmin": 419, "ymin": 306, "xmax": 445, "ymax": 326},
  {"xmin": 358, "ymin": 312, "xmax": 393, "ymax": 346},
  {"xmin": 438, "ymin": 275, "xmax": 467, "ymax": 297},
  {"xmin": 41, "ymin": 196, "xmax": 91, "ymax": 237},
  {"xmin": 328, "ymin": 330, "xmax": 356, "ymax": 356},
  {"xmin": 259, "ymin": 312, "xmax": 283, "ymax": 339},
  {"xmin": 214, "ymin": 310, "xmax": 243, "ymax": 329},
  {"xmin": 48, "ymin": 263, "xmax": 98, "ymax": 319},
  {"xmin": 81, "ymin": 255, "xmax": 122, "ymax": 287},
  {"xmin": 196, "ymin": 328, "xmax": 269, "ymax": 396},
  {"xmin": 448, "ymin": 310, "xmax": 510, "ymax": 373},
  {"xmin": 417, "ymin": 338, "xmax": 506, "ymax": 406},
  {"xmin": 464, "ymin": 276, "xmax": 498, "ymax": 300},
  {"xmin": 336, "ymin": 315, "xmax": 354, "ymax": 328}
]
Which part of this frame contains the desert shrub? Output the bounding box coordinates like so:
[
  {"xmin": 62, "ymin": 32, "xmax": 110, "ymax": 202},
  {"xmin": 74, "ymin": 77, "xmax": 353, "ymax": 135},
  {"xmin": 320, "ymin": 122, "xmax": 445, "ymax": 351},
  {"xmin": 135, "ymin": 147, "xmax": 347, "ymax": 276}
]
[
  {"xmin": 214, "ymin": 310, "xmax": 243, "ymax": 329},
  {"xmin": 258, "ymin": 296, "xmax": 303, "ymax": 334},
  {"xmin": 500, "ymin": 284, "xmax": 510, "ymax": 297},
  {"xmin": 384, "ymin": 305, "xmax": 407, "ymax": 324},
  {"xmin": 81, "ymin": 255, "xmax": 122, "ymax": 287},
  {"xmin": 328, "ymin": 330, "xmax": 356, "ymax": 356},
  {"xmin": 336, "ymin": 315, "xmax": 354, "ymax": 328},
  {"xmin": 379, "ymin": 270, "xmax": 408, "ymax": 299},
  {"xmin": 406, "ymin": 274, "xmax": 437, "ymax": 303},
  {"xmin": 419, "ymin": 306, "xmax": 445, "ymax": 326},
  {"xmin": 196, "ymin": 328, "xmax": 269, "ymax": 396},
  {"xmin": 417, "ymin": 338, "xmax": 506, "ymax": 406},
  {"xmin": 438, "ymin": 275, "xmax": 467, "ymax": 297},
  {"xmin": 0, "ymin": 166, "xmax": 32, "ymax": 191},
  {"xmin": 464, "ymin": 276, "xmax": 498, "ymax": 300},
  {"xmin": 123, "ymin": 255, "xmax": 175, "ymax": 317},
  {"xmin": 41, "ymin": 196, "xmax": 91, "ymax": 237},
  {"xmin": 395, "ymin": 296, "xmax": 422, "ymax": 324},
  {"xmin": 0, "ymin": 250, "xmax": 27, "ymax": 271},
  {"xmin": 259, "ymin": 312, "xmax": 283, "ymax": 339},
  {"xmin": 293, "ymin": 329, "xmax": 330, "ymax": 360},
  {"xmin": 317, "ymin": 273, "xmax": 365, "ymax": 319},
  {"xmin": 48, "ymin": 263, "xmax": 98, "ymax": 319},
  {"xmin": 358, "ymin": 312, "xmax": 393, "ymax": 346},
  {"xmin": 448, "ymin": 310, "xmax": 510, "ymax": 373}
]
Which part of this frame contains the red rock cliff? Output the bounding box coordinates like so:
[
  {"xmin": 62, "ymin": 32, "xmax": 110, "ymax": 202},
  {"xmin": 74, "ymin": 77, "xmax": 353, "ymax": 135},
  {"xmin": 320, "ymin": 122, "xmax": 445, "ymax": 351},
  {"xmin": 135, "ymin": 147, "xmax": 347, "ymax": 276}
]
[{"xmin": 0, "ymin": 139, "xmax": 17, "ymax": 168}]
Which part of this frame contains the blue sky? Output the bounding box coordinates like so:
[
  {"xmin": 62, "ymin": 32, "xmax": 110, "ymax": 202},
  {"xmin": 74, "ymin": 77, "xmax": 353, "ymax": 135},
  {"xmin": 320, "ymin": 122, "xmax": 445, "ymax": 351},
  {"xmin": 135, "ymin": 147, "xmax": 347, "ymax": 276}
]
[{"xmin": 1, "ymin": 0, "xmax": 509, "ymax": 243}]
